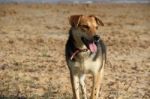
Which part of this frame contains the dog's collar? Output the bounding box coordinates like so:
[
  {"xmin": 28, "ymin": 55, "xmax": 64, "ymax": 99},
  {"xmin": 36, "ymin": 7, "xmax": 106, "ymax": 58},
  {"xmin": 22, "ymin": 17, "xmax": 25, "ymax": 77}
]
[{"xmin": 70, "ymin": 48, "xmax": 88, "ymax": 60}]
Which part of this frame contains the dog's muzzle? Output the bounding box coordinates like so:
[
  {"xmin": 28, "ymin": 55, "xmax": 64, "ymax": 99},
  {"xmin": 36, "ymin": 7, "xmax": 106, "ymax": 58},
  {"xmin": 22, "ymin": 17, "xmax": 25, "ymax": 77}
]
[
  {"xmin": 81, "ymin": 35, "xmax": 100, "ymax": 53},
  {"xmin": 81, "ymin": 35, "xmax": 100, "ymax": 43}
]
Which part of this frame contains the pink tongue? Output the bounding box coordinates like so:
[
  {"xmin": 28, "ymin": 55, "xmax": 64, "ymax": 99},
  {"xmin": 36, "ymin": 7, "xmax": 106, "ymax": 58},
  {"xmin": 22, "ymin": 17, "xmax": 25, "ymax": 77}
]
[{"xmin": 89, "ymin": 42, "xmax": 97, "ymax": 53}]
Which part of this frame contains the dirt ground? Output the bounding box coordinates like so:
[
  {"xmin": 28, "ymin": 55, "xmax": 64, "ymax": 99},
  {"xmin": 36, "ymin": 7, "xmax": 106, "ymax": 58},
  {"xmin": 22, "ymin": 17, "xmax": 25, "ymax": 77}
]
[{"xmin": 0, "ymin": 3, "xmax": 149, "ymax": 99}]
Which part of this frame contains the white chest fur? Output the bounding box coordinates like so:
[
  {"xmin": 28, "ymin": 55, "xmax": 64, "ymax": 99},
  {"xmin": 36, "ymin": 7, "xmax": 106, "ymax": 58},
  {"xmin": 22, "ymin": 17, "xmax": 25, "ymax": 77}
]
[{"xmin": 68, "ymin": 51, "xmax": 102, "ymax": 75}]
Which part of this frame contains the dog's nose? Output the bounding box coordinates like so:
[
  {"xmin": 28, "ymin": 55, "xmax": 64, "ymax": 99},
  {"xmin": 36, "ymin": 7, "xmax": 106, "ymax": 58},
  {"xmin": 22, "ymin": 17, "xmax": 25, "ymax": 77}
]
[{"xmin": 93, "ymin": 35, "xmax": 100, "ymax": 43}]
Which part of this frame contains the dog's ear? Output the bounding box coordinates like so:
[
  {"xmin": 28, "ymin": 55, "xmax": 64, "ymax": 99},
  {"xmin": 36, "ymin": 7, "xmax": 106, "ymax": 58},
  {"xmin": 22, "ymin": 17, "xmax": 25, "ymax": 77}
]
[
  {"xmin": 90, "ymin": 15, "xmax": 104, "ymax": 26},
  {"xmin": 95, "ymin": 16, "xmax": 104, "ymax": 26},
  {"xmin": 69, "ymin": 15, "xmax": 82, "ymax": 27}
]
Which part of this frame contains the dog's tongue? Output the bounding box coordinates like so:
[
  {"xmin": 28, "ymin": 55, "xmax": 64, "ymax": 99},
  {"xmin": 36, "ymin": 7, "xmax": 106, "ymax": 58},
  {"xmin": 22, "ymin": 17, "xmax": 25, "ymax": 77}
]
[{"xmin": 89, "ymin": 42, "xmax": 97, "ymax": 53}]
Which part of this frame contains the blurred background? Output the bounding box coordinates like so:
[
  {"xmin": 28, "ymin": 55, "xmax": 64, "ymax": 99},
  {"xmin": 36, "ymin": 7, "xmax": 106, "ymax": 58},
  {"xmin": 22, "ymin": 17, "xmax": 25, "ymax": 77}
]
[
  {"xmin": 0, "ymin": 0, "xmax": 150, "ymax": 3},
  {"xmin": 0, "ymin": 0, "xmax": 149, "ymax": 99}
]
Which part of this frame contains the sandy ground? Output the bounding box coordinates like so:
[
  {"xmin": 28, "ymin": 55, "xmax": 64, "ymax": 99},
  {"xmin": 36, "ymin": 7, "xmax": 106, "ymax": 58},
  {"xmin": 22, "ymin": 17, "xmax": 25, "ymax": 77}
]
[{"xmin": 0, "ymin": 3, "xmax": 150, "ymax": 99}]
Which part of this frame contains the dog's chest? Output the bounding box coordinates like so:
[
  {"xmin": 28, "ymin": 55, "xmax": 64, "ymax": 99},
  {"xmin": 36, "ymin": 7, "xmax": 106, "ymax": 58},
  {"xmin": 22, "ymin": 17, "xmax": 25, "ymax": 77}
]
[{"xmin": 70, "ymin": 52, "xmax": 102, "ymax": 74}]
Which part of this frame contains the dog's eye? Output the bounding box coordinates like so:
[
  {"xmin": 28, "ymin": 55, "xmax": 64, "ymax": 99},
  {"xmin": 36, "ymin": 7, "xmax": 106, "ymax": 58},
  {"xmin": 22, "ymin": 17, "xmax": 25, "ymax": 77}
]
[{"xmin": 81, "ymin": 25, "xmax": 89, "ymax": 30}]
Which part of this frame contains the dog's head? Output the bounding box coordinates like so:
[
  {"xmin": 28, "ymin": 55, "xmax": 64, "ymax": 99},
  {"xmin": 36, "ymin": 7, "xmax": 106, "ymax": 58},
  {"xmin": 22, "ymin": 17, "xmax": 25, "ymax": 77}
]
[{"xmin": 69, "ymin": 15, "xmax": 104, "ymax": 53}]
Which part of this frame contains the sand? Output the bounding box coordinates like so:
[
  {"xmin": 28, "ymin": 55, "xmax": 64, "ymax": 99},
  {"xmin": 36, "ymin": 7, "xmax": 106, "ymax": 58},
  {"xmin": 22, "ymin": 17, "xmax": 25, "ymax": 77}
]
[{"xmin": 0, "ymin": 3, "xmax": 150, "ymax": 99}]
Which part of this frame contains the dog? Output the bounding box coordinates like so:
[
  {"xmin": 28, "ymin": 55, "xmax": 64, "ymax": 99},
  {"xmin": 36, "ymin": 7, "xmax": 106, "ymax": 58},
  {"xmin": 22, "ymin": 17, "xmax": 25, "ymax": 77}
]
[{"xmin": 65, "ymin": 15, "xmax": 106, "ymax": 99}]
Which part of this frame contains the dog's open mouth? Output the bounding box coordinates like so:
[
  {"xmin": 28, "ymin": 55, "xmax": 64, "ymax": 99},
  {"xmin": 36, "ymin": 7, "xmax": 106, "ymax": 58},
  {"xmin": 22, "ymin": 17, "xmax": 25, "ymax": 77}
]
[{"xmin": 81, "ymin": 37, "xmax": 97, "ymax": 53}]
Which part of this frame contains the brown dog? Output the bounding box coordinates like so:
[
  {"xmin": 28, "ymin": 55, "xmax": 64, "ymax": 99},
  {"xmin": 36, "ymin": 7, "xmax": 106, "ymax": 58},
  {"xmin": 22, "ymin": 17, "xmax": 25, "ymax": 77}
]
[{"xmin": 65, "ymin": 15, "xmax": 106, "ymax": 99}]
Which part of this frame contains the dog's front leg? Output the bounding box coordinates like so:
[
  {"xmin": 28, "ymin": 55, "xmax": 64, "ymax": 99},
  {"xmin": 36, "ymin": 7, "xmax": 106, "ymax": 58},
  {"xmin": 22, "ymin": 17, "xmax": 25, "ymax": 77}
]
[
  {"xmin": 70, "ymin": 71, "xmax": 80, "ymax": 99},
  {"xmin": 79, "ymin": 74, "xmax": 87, "ymax": 99},
  {"xmin": 91, "ymin": 70, "xmax": 103, "ymax": 99}
]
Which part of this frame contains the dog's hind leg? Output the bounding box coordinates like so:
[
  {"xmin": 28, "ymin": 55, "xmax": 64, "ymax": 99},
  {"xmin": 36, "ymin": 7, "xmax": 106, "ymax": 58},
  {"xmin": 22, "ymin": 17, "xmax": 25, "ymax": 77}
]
[
  {"xmin": 79, "ymin": 74, "xmax": 87, "ymax": 99},
  {"xmin": 70, "ymin": 72, "xmax": 80, "ymax": 99},
  {"xmin": 91, "ymin": 69, "xmax": 104, "ymax": 99}
]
